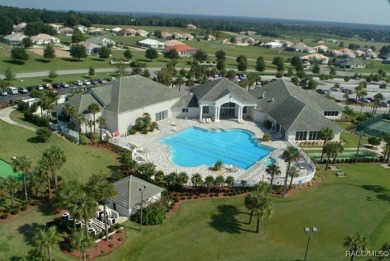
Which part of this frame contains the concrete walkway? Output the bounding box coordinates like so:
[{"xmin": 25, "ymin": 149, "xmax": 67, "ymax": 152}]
[{"xmin": 0, "ymin": 106, "xmax": 37, "ymax": 132}]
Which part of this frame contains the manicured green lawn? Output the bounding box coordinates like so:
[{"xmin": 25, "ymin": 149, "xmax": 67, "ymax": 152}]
[
  {"xmin": 95, "ymin": 164, "xmax": 390, "ymax": 261},
  {"xmin": 9, "ymin": 110, "xmax": 38, "ymax": 128},
  {"xmin": 0, "ymin": 119, "xmax": 118, "ymax": 184},
  {"xmin": 341, "ymin": 131, "xmax": 369, "ymax": 148}
]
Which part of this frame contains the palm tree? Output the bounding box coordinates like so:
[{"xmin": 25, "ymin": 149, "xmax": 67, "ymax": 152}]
[
  {"xmin": 39, "ymin": 96, "xmax": 51, "ymax": 117},
  {"xmin": 94, "ymin": 180, "xmax": 116, "ymax": 241},
  {"xmin": 74, "ymin": 113, "xmax": 85, "ymax": 133},
  {"xmin": 177, "ymin": 172, "xmax": 189, "ymax": 191},
  {"xmin": 37, "ymin": 160, "xmax": 52, "ymax": 193},
  {"xmin": 253, "ymin": 182, "xmax": 272, "ymax": 195},
  {"xmin": 87, "ymin": 120, "xmax": 94, "ymax": 135},
  {"xmin": 70, "ymin": 231, "xmax": 95, "ymax": 261},
  {"xmin": 185, "ymin": 78, "xmax": 195, "ymax": 94},
  {"xmin": 372, "ymin": 93, "xmax": 384, "ymax": 116},
  {"xmin": 244, "ymin": 193, "xmax": 273, "ymax": 233},
  {"xmin": 174, "ymin": 76, "xmax": 185, "ymax": 92},
  {"xmin": 11, "ymin": 155, "xmax": 32, "ymax": 201},
  {"xmin": 319, "ymin": 128, "xmax": 334, "ymax": 163},
  {"xmin": 240, "ymin": 180, "xmax": 247, "ymax": 188},
  {"xmin": 34, "ymin": 227, "xmax": 61, "ymax": 261},
  {"xmin": 41, "ymin": 146, "xmax": 66, "ymax": 188},
  {"xmin": 191, "ymin": 173, "xmax": 203, "ymax": 190},
  {"xmin": 332, "ymin": 143, "xmax": 344, "ymax": 163},
  {"xmin": 97, "ymin": 116, "xmax": 106, "ymax": 141},
  {"xmin": 323, "ymin": 142, "xmax": 336, "ymax": 170},
  {"xmin": 225, "ymin": 176, "xmax": 235, "ymax": 192},
  {"xmin": 164, "ymin": 172, "xmax": 178, "ymax": 189},
  {"xmin": 76, "ymin": 192, "xmax": 98, "ymax": 237},
  {"xmin": 2, "ymin": 176, "xmax": 20, "ymax": 207},
  {"xmin": 29, "ymin": 168, "xmax": 46, "ymax": 199},
  {"xmin": 154, "ymin": 170, "xmax": 165, "ymax": 185},
  {"xmin": 266, "ymin": 164, "xmax": 281, "ymax": 187},
  {"xmin": 282, "ymin": 146, "xmax": 300, "ymax": 197},
  {"xmin": 288, "ymin": 166, "xmax": 299, "ymax": 190},
  {"xmin": 87, "ymin": 103, "xmax": 100, "ymax": 133},
  {"xmin": 215, "ymin": 176, "xmax": 225, "ymax": 187},
  {"xmin": 204, "ymin": 175, "xmax": 215, "ymax": 194},
  {"xmin": 343, "ymin": 232, "xmax": 369, "ymax": 261},
  {"xmin": 383, "ymin": 133, "xmax": 390, "ymax": 163},
  {"xmin": 62, "ymin": 103, "xmax": 76, "ymax": 121}
]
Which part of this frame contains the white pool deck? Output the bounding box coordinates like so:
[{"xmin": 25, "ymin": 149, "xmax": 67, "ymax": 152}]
[{"xmin": 112, "ymin": 118, "xmax": 314, "ymax": 186}]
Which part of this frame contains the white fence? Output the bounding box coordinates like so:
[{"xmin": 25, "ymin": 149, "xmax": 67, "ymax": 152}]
[{"xmin": 60, "ymin": 126, "xmax": 79, "ymax": 143}]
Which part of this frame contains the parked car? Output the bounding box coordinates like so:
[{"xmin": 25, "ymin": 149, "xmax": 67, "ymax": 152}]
[
  {"xmin": 379, "ymin": 101, "xmax": 389, "ymax": 107},
  {"xmin": 331, "ymin": 86, "xmax": 340, "ymax": 91},
  {"xmin": 74, "ymin": 80, "xmax": 83, "ymax": 86},
  {"xmin": 83, "ymin": 80, "xmax": 91, "ymax": 85},
  {"xmin": 359, "ymin": 98, "xmax": 370, "ymax": 103},
  {"xmin": 348, "ymin": 98, "xmax": 357, "ymax": 103},
  {"xmin": 18, "ymin": 87, "xmax": 28, "ymax": 94},
  {"xmin": 1, "ymin": 90, "xmax": 7, "ymax": 96},
  {"xmin": 52, "ymin": 83, "xmax": 61, "ymax": 89},
  {"xmin": 36, "ymin": 85, "xmax": 44, "ymax": 90},
  {"xmin": 44, "ymin": 84, "xmax": 53, "ymax": 89},
  {"xmin": 6, "ymin": 87, "xmax": 18, "ymax": 95},
  {"xmin": 91, "ymin": 80, "xmax": 98, "ymax": 85},
  {"xmin": 61, "ymin": 82, "xmax": 70, "ymax": 88},
  {"xmin": 367, "ymin": 97, "xmax": 374, "ymax": 102},
  {"xmin": 316, "ymin": 89, "xmax": 326, "ymax": 95},
  {"xmin": 98, "ymin": 78, "xmax": 107, "ymax": 83},
  {"xmin": 27, "ymin": 86, "xmax": 35, "ymax": 92},
  {"xmin": 109, "ymin": 77, "xmax": 116, "ymax": 81}
]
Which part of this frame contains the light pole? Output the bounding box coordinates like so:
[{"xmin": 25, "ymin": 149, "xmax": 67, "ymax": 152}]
[
  {"xmin": 304, "ymin": 227, "xmax": 317, "ymax": 261},
  {"xmin": 139, "ymin": 185, "xmax": 146, "ymax": 231},
  {"xmin": 355, "ymin": 132, "xmax": 364, "ymax": 164}
]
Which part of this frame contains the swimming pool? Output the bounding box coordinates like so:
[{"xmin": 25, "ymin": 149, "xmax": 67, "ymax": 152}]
[{"xmin": 160, "ymin": 127, "xmax": 274, "ymax": 170}]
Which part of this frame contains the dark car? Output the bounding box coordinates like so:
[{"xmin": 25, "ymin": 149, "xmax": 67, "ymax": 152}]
[
  {"xmin": 348, "ymin": 98, "xmax": 357, "ymax": 103},
  {"xmin": 18, "ymin": 87, "xmax": 28, "ymax": 94},
  {"xmin": 98, "ymin": 78, "xmax": 107, "ymax": 84},
  {"xmin": 91, "ymin": 80, "xmax": 98, "ymax": 85},
  {"xmin": 27, "ymin": 86, "xmax": 35, "ymax": 92},
  {"xmin": 52, "ymin": 83, "xmax": 61, "ymax": 89}
]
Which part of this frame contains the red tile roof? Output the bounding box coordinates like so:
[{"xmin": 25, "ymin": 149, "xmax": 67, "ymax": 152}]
[{"xmin": 165, "ymin": 44, "xmax": 197, "ymax": 52}]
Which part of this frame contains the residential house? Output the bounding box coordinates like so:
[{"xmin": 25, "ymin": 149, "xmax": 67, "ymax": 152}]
[
  {"xmin": 88, "ymin": 28, "xmax": 107, "ymax": 36},
  {"xmin": 30, "ymin": 34, "xmax": 60, "ymax": 45},
  {"xmin": 173, "ymin": 33, "xmax": 185, "ymax": 41},
  {"xmin": 365, "ymin": 48, "xmax": 378, "ymax": 59},
  {"xmin": 86, "ymin": 36, "xmax": 116, "ymax": 46},
  {"xmin": 138, "ymin": 39, "xmax": 165, "ymax": 49},
  {"xmin": 335, "ymin": 58, "xmax": 366, "ymax": 69},
  {"xmin": 330, "ymin": 50, "xmax": 343, "ymax": 57},
  {"xmin": 239, "ymin": 31, "xmax": 247, "ymax": 35},
  {"xmin": 13, "ymin": 22, "xmax": 26, "ymax": 33},
  {"xmin": 182, "ymin": 33, "xmax": 194, "ymax": 40},
  {"xmin": 136, "ymin": 29, "xmax": 149, "ymax": 37},
  {"xmin": 354, "ymin": 50, "xmax": 365, "ymax": 57},
  {"xmin": 247, "ymin": 31, "xmax": 257, "ymax": 36},
  {"xmin": 207, "ymin": 35, "xmax": 216, "ymax": 42},
  {"xmin": 313, "ymin": 45, "xmax": 329, "ymax": 53},
  {"xmin": 187, "ymin": 24, "xmax": 197, "ymax": 29},
  {"xmin": 280, "ymin": 40, "xmax": 293, "ymax": 47},
  {"xmin": 73, "ymin": 25, "xmax": 88, "ymax": 33},
  {"xmin": 303, "ymin": 46, "xmax": 316, "ymax": 53},
  {"xmin": 3, "ymin": 33, "xmax": 26, "ymax": 45},
  {"xmin": 164, "ymin": 44, "xmax": 197, "ymax": 57},
  {"xmin": 105, "ymin": 175, "xmax": 164, "ymax": 217},
  {"xmin": 286, "ymin": 43, "xmax": 307, "ymax": 52},
  {"xmin": 110, "ymin": 27, "xmax": 123, "ymax": 34},
  {"xmin": 118, "ymin": 28, "xmax": 136, "ymax": 36},
  {"xmin": 340, "ymin": 48, "xmax": 356, "ymax": 58},
  {"xmin": 244, "ymin": 37, "xmax": 257, "ymax": 45},
  {"xmin": 59, "ymin": 27, "xmax": 74, "ymax": 36},
  {"xmin": 263, "ymin": 41, "xmax": 283, "ymax": 48},
  {"xmin": 77, "ymin": 41, "xmax": 102, "ymax": 55},
  {"xmin": 300, "ymin": 54, "xmax": 329, "ymax": 64},
  {"xmin": 327, "ymin": 39, "xmax": 338, "ymax": 43},
  {"xmin": 48, "ymin": 24, "xmax": 62, "ymax": 32},
  {"xmin": 161, "ymin": 32, "xmax": 173, "ymax": 40},
  {"xmin": 56, "ymin": 75, "xmax": 183, "ymax": 133},
  {"xmin": 164, "ymin": 40, "xmax": 185, "ymax": 47}
]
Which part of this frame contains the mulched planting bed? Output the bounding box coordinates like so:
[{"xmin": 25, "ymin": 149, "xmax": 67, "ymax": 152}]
[
  {"xmin": 0, "ymin": 200, "xmax": 43, "ymax": 224},
  {"xmin": 62, "ymin": 228, "xmax": 127, "ymax": 260}
]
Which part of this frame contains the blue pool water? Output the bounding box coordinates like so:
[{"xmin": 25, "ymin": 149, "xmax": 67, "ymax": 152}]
[{"xmin": 160, "ymin": 127, "xmax": 274, "ymax": 170}]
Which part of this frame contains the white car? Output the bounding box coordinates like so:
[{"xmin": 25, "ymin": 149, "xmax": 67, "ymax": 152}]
[
  {"xmin": 36, "ymin": 85, "xmax": 44, "ymax": 90},
  {"xmin": 1, "ymin": 90, "xmax": 7, "ymax": 96},
  {"xmin": 74, "ymin": 80, "xmax": 83, "ymax": 86},
  {"xmin": 83, "ymin": 80, "xmax": 91, "ymax": 85}
]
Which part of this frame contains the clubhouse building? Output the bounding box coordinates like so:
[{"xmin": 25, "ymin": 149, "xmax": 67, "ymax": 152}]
[{"xmin": 57, "ymin": 75, "xmax": 342, "ymax": 142}]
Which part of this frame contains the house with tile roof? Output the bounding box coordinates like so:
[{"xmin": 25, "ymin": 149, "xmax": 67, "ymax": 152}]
[
  {"xmin": 138, "ymin": 39, "xmax": 165, "ymax": 49},
  {"xmin": 106, "ymin": 175, "xmax": 164, "ymax": 217},
  {"xmin": 86, "ymin": 36, "xmax": 115, "ymax": 46},
  {"xmin": 187, "ymin": 24, "xmax": 197, "ymax": 29},
  {"xmin": 31, "ymin": 34, "xmax": 60, "ymax": 45},
  {"xmin": 164, "ymin": 44, "xmax": 197, "ymax": 57},
  {"xmin": 77, "ymin": 41, "xmax": 101, "ymax": 55},
  {"xmin": 3, "ymin": 33, "xmax": 26, "ymax": 45}
]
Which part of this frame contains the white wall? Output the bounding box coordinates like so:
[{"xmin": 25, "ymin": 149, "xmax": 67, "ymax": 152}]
[
  {"xmin": 116, "ymin": 98, "xmax": 181, "ymax": 133},
  {"xmin": 105, "ymin": 200, "xmax": 131, "ymax": 217}
]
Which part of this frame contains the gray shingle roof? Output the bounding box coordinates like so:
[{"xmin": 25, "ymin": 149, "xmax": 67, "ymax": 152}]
[
  {"xmin": 105, "ymin": 75, "xmax": 183, "ymax": 114},
  {"xmin": 249, "ymin": 79, "xmax": 342, "ymax": 132},
  {"xmin": 109, "ymin": 176, "xmax": 164, "ymax": 209},
  {"xmin": 173, "ymin": 94, "xmax": 199, "ymax": 108},
  {"xmin": 192, "ymin": 78, "xmax": 258, "ymax": 103}
]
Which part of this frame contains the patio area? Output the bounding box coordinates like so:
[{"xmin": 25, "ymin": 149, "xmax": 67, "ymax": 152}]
[{"xmin": 114, "ymin": 118, "xmax": 314, "ymax": 186}]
